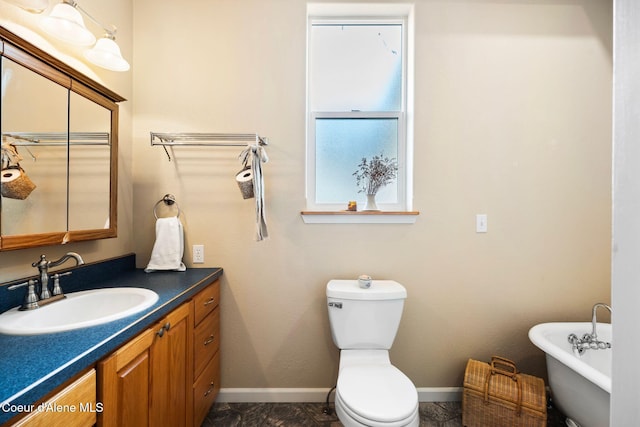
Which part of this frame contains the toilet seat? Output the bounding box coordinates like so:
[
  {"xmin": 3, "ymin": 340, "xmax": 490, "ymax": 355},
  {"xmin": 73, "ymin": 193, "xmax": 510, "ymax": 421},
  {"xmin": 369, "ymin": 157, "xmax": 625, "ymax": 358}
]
[
  {"xmin": 336, "ymin": 391, "xmax": 420, "ymax": 427},
  {"xmin": 336, "ymin": 364, "xmax": 419, "ymax": 426}
]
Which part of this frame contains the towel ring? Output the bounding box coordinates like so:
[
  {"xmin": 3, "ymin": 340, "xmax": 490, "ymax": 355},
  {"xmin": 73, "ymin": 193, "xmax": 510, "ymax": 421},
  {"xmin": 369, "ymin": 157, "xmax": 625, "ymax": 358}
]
[{"xmin": 153, "ymin": 194, "xmax": 181, "ymax": 219}]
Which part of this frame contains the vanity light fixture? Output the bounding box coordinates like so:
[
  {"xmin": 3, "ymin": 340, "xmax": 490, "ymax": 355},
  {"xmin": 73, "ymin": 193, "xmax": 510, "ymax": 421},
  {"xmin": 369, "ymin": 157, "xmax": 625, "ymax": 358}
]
[
  {"xmin": 84, "ymin": 31, "xmax": 130, "ymax": 72},
  {"xmin": 40, "ymin": 0, "xmax": 95, "ymax": 46},
  {"xmin": 39, "ymin": 0, "xmax": 130, "ymax": 71},
  {"xmin": 1, "ymin": 0, "xmax": 48, "ymax": 13}
]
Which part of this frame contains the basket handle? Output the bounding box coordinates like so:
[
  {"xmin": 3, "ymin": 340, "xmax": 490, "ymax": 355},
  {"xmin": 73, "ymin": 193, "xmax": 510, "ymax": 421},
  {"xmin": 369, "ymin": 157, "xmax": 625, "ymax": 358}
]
[
  {"xmin": 483, "ymin": 356, "xmax": 523, "ymax": 416},
  {"xmin": 490, "ymin": 356, "xmax": 518, "ymax": 378}
]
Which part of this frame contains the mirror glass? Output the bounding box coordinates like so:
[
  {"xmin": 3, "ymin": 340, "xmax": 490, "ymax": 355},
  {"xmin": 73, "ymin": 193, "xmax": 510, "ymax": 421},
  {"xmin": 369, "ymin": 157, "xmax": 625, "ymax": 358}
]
[
  {"xmin": 68, "ymin": 91, "xmax": 112, "ymax": 231},
  {"xmin": 1, "ymin": 56, "xmax": 68, "ymax": 236}
]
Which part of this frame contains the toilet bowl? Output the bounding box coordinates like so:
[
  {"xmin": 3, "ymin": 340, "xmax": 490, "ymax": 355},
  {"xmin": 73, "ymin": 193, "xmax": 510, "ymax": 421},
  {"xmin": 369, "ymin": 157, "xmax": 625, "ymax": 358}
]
[
  {"xmin": 326, "ymin": 280, "xmax": 419, "ymax": 427},
  {"xmin": 334, "ymin": 350, "xmax": 419, "ymax": 427}
]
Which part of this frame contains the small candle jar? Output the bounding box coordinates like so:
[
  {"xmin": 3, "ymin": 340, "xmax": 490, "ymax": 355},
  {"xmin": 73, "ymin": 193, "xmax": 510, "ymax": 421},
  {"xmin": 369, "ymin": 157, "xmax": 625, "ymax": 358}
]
[
  {"xmin": 358, "ymin": 275, "xmax": 372, "ymax": 289},
  {"xmin": 347, "ymin": 201, "xmax": 357, "ymax": 211}
]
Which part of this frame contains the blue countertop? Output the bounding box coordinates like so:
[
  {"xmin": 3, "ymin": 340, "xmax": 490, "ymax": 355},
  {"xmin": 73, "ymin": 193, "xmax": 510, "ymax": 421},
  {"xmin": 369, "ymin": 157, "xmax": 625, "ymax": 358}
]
[{"xmin": 0, "ymin": 253, "xmax": 222, "ymax": 425}]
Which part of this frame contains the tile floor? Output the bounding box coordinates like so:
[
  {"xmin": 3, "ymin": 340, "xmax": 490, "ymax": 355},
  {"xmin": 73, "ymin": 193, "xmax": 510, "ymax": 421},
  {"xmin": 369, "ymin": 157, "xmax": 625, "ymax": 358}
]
[{"xmin": 203, "ymin": 401, "xmax": 568, "ymax": 426}]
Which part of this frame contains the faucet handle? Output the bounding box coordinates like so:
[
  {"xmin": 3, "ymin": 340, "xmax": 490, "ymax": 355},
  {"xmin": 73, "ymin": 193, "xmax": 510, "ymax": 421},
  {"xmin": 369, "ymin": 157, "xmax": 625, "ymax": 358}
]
[
  {"xmin": 51, "ymin": 272, "xmax": 72, "ymax": 296},
  {"xmin": 51, "ymin": 272, "xmax": 72, "ymax": 278},
  {"xmin": 8, "ymin": 279, "xmax": 40, "ymax": 311},
  {"xmin": 32, "ymin": 254, "xmax": 48, "ymax": 269},
  {"xmin": 7, "ymin": 279, "xmax": 35, "ymax": 291}
]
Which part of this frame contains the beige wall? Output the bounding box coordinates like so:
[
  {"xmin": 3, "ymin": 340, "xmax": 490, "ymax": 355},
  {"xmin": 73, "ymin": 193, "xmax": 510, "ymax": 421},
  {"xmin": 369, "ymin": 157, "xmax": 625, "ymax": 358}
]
[
  {"xmin": 1, "ymin": 0, "xmax": 612, "ymax": 392},
  {"xmin": 0, "ymin": 0, "xmax": 134, "ymax": 280},
  {"xmin": 132, "ymin": 0, "xmax": 612, "ymax": 389}
]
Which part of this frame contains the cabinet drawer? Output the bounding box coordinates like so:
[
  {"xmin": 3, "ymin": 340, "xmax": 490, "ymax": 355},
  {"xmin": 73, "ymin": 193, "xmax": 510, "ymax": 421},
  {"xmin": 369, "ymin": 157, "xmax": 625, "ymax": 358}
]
[
  {"xmin": 194, "ymin": 307, "xmax": 219, "ymax": 379},
  {"xmin": 13, "ymin": 369, "xmax": 97, "ymax": 427},
  {"xmin": 193, "ymin": 280, "xmax": 220, "ymax": 326},
  {"xmin": 193, "ymin": 352, "xmax": 220, "ymax": 427}
]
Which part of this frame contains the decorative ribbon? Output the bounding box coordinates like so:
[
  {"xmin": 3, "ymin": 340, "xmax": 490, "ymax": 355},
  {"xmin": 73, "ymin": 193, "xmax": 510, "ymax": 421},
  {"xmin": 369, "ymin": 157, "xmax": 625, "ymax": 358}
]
[
  {"xmin": 239, "ymin": 144, "xmax": 269, "ymax": 241},
  {"xmin": 1, "ymin": 139, "xmax": 23, "ymax": 167}
]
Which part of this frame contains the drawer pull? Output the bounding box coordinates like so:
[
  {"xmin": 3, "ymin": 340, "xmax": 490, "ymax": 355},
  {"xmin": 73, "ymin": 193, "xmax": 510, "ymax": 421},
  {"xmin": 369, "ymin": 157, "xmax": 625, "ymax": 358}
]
[
  {"xmin": 164, "ymin": 322, "xmax": 171, "ymax": 331},
  {"xmin": 203, "ymin": 297, "xmax": 216, "ymax": 306},
  {"xmin": 204, "ymin": 381, "xmax": 215, "ymax": 397},
  {"xmin": 203, "ymin": 335, "xmax": 215, "ymax": 346}
]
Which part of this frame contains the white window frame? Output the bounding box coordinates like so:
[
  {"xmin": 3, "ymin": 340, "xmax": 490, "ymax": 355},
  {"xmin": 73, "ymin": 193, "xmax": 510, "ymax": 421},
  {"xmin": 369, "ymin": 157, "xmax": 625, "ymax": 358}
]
[{"xmin": 305, "ymin": 4, "xmax": 415, "ymax": 216}]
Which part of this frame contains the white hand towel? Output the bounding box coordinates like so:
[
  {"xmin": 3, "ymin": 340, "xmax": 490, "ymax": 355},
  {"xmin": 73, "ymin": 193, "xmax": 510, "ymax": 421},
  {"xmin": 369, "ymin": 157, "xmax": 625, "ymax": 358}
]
[{"xmin": 144, "ymin": 216, "xmax": 187, "ymax": 272}]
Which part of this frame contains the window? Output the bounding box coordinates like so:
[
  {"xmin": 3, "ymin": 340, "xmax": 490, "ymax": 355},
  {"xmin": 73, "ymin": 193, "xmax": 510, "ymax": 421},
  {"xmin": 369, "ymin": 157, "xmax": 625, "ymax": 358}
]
[{"xmin": 306, "ymin": 4, "xmax": 413, "ymax": 215}]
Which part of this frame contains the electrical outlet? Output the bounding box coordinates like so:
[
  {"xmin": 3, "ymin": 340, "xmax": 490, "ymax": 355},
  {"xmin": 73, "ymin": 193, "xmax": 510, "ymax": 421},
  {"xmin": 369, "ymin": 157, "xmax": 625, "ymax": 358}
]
[{"xmin": 193, "ymin": 244, "xmax": 205, "ymax": 263}]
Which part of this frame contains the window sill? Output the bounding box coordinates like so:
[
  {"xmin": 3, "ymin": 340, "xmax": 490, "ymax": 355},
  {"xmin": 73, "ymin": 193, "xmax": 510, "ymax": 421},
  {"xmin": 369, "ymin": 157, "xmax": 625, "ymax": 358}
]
[{"xmin": 300, "ymin": 211, "xmax": 419, "ymax": 224}]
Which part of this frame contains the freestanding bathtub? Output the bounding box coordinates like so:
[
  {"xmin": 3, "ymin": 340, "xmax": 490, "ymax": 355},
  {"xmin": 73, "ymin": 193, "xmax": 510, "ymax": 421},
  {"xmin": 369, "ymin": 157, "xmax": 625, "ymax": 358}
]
[{"xmin": 529, "ymin": 322, "xmax": 611, "ymax": 427}]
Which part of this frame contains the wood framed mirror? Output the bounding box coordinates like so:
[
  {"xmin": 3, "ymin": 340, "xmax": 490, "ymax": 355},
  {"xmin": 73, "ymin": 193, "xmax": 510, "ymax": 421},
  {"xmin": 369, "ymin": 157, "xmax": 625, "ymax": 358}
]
[{"xmin": 0, "ymin": 26, "xmax": 125, "ymax": 251}]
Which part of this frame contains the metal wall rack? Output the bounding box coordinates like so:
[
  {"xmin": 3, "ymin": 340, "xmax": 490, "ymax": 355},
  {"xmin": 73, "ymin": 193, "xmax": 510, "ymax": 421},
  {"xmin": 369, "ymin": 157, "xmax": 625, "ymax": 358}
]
[
  {"xmin": 2, "ymin": 132, "xmax": 111, "ymax": 146},
  {"xmin": 150, "ymin": 132, "xmax": 268, "ymax": 161}
]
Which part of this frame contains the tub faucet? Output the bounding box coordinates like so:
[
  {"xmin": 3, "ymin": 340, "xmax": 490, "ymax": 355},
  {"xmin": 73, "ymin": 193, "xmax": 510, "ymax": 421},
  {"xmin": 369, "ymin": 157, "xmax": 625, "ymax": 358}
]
[
  {"xmin": 32, "ymin": 252, "xmax": 84, "ymax": 300},
  {"xmin": 568, "ymin": 302, "xmax": 612, "ymax": 355},
  {"xmin": 591, "ymin": 302, "xmax": 611, "ymax": 342}
]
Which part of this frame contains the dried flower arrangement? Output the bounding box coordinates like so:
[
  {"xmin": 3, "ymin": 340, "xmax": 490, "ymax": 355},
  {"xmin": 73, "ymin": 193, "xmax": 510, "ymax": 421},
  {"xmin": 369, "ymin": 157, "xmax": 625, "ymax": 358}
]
[{"xmin": 353, "ymin": 153, "xmax": 398, "ymax": 195}]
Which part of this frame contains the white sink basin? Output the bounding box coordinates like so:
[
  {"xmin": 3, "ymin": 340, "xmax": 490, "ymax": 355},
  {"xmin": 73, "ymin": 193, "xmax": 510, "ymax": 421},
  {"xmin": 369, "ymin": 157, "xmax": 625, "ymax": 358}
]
[{"xmin": 0, "ymin": 287, "xmax": 159, "ymax": 335}]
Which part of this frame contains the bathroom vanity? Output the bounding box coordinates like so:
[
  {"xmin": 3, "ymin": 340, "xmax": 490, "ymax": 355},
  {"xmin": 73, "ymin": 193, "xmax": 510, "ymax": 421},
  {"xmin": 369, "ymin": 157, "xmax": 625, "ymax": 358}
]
[
  {"xmin": 0, "ymin": 254, "xmax": 222, "ymax": 427},
  {"xmin": 1, "ymin": 22, "xmax": 223, "ymax": 427},
  {"xmin": 99, "ymin": 277, "xmax": 220, "ymax": 427}
]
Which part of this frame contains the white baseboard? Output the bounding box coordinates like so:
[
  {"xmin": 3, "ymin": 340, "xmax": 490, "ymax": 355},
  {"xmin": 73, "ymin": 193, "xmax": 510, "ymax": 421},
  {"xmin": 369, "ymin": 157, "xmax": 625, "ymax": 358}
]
[
  {"xmin": 216, "ymin": 387, "xmax": 462, "ymax": 403},
  {"xmin": 417, "ymin": 387, "xmax": 462, "ymax": 402},
  {"xmin": 217, "ymin": 388, "xmax": 332, "ymax": 403}
]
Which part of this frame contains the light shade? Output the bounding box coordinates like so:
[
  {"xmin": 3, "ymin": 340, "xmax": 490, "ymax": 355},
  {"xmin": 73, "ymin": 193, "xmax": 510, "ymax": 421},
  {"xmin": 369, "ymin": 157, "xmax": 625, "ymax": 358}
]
[
  {"xmin": 40, "ymin": 2, "xmax": 96, "ymax": 46},
  {"xmin": 84, "ymin": 36, "xmax": 130, "ymax": 72},
  {"xmin": 1, "ymin": 0, "xmax": 49, "ymax": 13}
]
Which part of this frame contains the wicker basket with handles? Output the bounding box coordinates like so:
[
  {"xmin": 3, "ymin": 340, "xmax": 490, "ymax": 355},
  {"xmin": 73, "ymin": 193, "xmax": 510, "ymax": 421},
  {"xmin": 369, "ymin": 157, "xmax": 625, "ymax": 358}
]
[{"xmin": 462, "ymin": 356, "xmax": 547, "ymax": 427}]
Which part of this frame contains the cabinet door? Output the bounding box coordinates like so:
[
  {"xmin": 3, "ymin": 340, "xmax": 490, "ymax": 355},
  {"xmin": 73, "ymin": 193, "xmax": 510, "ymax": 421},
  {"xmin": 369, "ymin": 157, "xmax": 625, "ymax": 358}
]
[
  {"xmin": 97, "ymin": 328, "xmax": 154, "ymax": 427},
  {"xmin": 149, "ymin": 302, "xmax": 192, "ymax": 427}
]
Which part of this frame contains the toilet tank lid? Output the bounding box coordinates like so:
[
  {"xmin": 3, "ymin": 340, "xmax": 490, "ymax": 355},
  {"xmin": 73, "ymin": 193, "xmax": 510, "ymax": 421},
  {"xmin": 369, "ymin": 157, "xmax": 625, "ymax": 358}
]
[{"xmin": 326, "ymin": 280, "xmax": 407, "ymax": 300}]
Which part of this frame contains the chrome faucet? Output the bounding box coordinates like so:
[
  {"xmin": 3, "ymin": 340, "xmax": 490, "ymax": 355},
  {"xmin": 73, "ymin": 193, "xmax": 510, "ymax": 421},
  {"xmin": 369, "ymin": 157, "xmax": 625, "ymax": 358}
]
[
  {"xmin": 32, "ymin": 252, "xmax": 84, "ymax": 300},
  {"xmin": 567, "ymin": 302, "xmax": 612, "ymax": 355},
  {"xmin": 6, "ymin": 252, "xmax": 84, "ymax": 311},
  {"xmin": 590, "ymin": 302, "xmax": 612, "ymax": 341}
]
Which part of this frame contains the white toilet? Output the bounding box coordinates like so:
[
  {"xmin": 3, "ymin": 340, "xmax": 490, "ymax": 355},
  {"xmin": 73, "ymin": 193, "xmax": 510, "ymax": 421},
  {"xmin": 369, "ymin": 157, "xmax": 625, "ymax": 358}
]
[{"xmin": 327, "ymin": 279, "xmax": 419, "ymax": 427}]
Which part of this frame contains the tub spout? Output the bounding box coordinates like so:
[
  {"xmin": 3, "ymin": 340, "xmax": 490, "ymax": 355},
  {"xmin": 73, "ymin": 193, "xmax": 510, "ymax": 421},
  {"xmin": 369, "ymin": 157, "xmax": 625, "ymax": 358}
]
[{"xmin": 591, "ymin": 302, "xmax": 611, "ymax": 342}]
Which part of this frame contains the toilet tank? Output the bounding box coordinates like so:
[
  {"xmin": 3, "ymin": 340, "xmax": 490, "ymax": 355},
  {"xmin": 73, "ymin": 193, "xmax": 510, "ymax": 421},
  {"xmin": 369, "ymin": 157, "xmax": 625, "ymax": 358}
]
[{"xmin": 326, "ymin": 280, "xmax": 407, "ymax": 350}]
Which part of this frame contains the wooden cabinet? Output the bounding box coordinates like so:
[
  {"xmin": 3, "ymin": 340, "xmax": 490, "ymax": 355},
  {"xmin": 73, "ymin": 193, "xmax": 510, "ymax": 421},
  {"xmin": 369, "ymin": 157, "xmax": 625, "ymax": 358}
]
[
  {"xmin": 97, "ymin": 328, "xmax": 154, "ymax": 427},
  {"xmin": 98, "ymin": 302, "xmax": 192, "ymax": 427},
  {"xmin": 192, "ymin": 280, "xmax": 221, "ymax": 426},
  {"xmin": 11, "ymin": 369, "xmax": 97, "ymax": 427},
  {"xmin": 150, "ymin": 302, "xmax": 192, "ymax": 427},
  {"xmin": 97, "ymin": 279, "xmax": 220, "ymax": 427}
]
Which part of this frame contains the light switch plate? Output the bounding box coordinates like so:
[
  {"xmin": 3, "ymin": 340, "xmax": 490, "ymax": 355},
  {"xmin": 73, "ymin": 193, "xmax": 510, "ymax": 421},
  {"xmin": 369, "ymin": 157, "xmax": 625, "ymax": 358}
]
[{"xmin": 476, "ymin": 214, "xmax": 488, "ymax": 233}]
